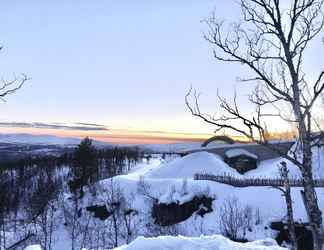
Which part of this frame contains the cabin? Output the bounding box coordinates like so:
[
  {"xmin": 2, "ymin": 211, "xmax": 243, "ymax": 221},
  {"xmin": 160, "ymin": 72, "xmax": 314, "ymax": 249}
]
[
  {"xmin": 179, "ymin": 136, "xmax": 295, "ymax": 174},
  {"xmin": 224, "ymin": 149, "xmax": 258, "ymax": 174}
]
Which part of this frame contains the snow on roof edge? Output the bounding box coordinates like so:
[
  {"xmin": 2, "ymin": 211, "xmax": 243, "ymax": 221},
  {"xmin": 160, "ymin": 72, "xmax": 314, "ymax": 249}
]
[{"xmin": 225, "ymin": 148, "xmax": 258, "ymax": 159}]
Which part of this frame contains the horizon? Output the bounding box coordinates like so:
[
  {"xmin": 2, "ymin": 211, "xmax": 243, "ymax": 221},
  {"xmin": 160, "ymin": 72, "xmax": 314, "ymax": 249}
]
[
  {"xmin": 1, "ymin": 1, "xmax": 322, "ymax": 143},
  {"xmin": 0, "ymin": 126, "xmax": 211, "ymax": 144}
]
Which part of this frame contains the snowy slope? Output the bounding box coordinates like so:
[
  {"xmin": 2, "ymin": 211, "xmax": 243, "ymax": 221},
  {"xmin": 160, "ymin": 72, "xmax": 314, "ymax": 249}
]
[
  {"xmin": 21, "ymin": 143, "xmax": 324, "ymax": 250},
  {"xmin": 82, "ymin": 145, "xmax": 324, "ymax": 247},
  {"xmin": 99, "ymin": 175, "xmax": 322, "ymax": 231},
  {"xmin": 245, "ymin": 158, "xmax": 302, "ymax": 179},
  {"xmin": 115, "ymin": 235, "xmax": 287, "ymax": 250}
]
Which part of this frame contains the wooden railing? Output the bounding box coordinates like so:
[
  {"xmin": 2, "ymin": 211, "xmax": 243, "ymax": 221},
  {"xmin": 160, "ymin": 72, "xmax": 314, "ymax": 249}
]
[{"xmin": 194, "ymin": 173, "xmax": 324, "ymax": 187}]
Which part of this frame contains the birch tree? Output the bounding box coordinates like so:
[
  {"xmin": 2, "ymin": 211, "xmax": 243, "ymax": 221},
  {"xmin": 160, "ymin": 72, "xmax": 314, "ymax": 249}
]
[{"xmin": 186, "ymin": 1, "xmax": 324, "ymax": 249}]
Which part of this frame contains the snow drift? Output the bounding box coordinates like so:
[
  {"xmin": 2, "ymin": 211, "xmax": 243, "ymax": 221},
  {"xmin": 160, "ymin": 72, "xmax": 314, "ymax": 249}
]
[
  {"xmin": 24, "ymin": 245, "xmax": 42, "ymax": 250},
  {"xmin": 146, "ymin": 152, "xmax": 242, "ymax": 179},
  {"xmin": 114, "ymin": 235, "xmax": 287, "ymax": 250}
]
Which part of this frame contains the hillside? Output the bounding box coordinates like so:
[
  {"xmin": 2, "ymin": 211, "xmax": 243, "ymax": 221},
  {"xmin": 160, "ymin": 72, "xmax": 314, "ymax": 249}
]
[{"xmin": 6, "ymin": 140, "xmax": 324, "ymax": 250}]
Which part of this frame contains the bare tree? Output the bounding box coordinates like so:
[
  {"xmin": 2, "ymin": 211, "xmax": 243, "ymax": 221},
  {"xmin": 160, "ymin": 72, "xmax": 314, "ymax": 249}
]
[
  {"xmin": 219, "ymin": 197, "xmax": 253, "ymax": 242},
  {"xmin": 0, "ymin": 74, "xmax": 28, "ymax": 101},
  {"xmin": 0, "ymin": 46, "xmax": 28, "ymax": 101},
  {"xmin": 63, "ymin": 193, "xmax": 83, "ymax": 250},
  {"xmin": 186, "ymin": 1, "xmax": 324, "ymax": 249},
  {"xmin": 97, "ymin": 179, "xmax": 138, "ymax": 248}
]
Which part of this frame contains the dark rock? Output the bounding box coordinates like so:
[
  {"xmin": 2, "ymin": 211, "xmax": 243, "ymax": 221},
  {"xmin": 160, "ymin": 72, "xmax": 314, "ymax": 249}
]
[
  {"xmin": 270, "ymin": 221, "xmax": 313, "ymax": 250},
  {"xmin": 86, "ymin": 205, "xmax": 112, "ymax": 220},
  {"xmin": 232, "ymin": 238, "xmax": 249, "ymax": 243},
  {"xmin": 152, "ymin": 195, "xmax": 213, "ymax": 226}
]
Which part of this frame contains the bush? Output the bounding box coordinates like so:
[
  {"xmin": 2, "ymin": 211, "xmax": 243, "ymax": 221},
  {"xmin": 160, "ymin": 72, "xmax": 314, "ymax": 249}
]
[{"xmin": 219, "ymin": 197, "xmax": 254, "ymax": 242}]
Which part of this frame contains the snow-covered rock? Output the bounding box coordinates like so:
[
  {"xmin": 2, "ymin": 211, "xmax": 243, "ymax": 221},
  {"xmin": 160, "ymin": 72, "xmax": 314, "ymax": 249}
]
[{"xmin": 114, "ymin": 235, "xmax": 287, "ymax": 250}]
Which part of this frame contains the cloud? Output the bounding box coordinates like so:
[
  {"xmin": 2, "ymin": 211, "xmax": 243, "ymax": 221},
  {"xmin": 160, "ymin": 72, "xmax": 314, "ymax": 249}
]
[
  {"xmin": 75, "ymin": 122, "xmax": 107, "ymax": 127},
  {"xmin": 0, "ymin": 122, "xmax": 108, "ymax": 131}
]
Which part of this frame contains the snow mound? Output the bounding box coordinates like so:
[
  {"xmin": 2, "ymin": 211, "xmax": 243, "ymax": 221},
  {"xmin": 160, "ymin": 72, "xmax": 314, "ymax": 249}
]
[
  {"xmin": 114, "ymin": 235, "xmax": 287, "ymax": 250},
  {"xmin": 24, "ymin": 245, "xmax": 42, "ymax": 250},
  {"xmin": 146, "ymin": 152, "xmax": 242, "ymax": 179},
  {"xmin": 245, "ymin": 158, "xmax": 301, "ymax": 178}
]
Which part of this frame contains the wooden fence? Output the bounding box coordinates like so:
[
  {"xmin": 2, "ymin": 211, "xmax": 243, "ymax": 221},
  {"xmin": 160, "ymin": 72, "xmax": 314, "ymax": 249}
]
[{"xmin": 194, "ymin": 173, "xmax": 324, "ymax": 187}]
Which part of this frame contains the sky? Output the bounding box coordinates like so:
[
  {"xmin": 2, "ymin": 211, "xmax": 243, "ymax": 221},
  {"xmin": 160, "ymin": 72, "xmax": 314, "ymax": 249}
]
[{"xmin": 0, "ymin": 1, "xmax": 323, "ymax": 144}]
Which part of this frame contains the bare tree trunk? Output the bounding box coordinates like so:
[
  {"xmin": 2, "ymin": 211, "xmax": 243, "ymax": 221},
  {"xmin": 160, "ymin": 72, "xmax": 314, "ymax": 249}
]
[
  {"xmin": 112, "ymin": 213, "xmax": 118, "ymax": 248},
  {"xmin": 280, "ymin": 162, "xmax": 298, "ymax": 250},
  {"xmin": 301, "ymin": 161, "xmax": 323, "ymax": 250},
  {"xmin": 299, "ymin": 121, "xmax": 323, "ymax": 250}
]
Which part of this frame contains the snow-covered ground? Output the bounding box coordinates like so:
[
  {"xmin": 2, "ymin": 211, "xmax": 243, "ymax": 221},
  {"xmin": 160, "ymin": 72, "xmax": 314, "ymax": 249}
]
[
  {"xmin": 114, "ymin": 235, "xmax": 287, "ymax": 250},
  {"xmin": 24, "ymin": 235, "xmax": 287, "ymax": 250},
  {"xmin": 24, "ymin": 245, "xmax": 42, "ymax": 250},
  {"xmin": 69, "ymin": 147, "xmax": 322, "ymax": 247},
  {"xmin": 20, "ymin": 143, "xmax": 324, "ymax": 250}
]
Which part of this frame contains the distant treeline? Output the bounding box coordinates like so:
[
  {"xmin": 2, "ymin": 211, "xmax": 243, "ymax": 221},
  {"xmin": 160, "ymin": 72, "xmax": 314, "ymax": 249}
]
[
  {"xmin": 0, "ymin": 145, "xmax": 143, "ymax": 177},
  {"xmin": 0, "ymin": 138, "xmax": 143, "ymax": 231}
]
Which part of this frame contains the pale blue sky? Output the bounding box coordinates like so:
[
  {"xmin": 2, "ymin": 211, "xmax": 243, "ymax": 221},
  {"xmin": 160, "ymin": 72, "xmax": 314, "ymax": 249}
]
[{"xmin": 0, "ymin": 1, "xmax": 322, "ymax": 142}]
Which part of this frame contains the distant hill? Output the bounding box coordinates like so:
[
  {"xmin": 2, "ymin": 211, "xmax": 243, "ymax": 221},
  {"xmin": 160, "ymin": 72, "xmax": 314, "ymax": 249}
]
[
  {"xmin": 0, "ymin": 133, "xmax": 205, "ymax": 154},
  {"xmin": 0, "ymin": 133, "xmax": 82, "ymax": 145}
]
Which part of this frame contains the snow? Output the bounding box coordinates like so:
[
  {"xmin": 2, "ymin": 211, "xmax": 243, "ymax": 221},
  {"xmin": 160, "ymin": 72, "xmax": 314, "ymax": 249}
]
[
  {"xmin": 179, "ymin": 140, "xmax": 295, "ymax": 154},
  {"xmin": 24, "ymin": 245, "xmax": 42, "ymax": 250},
  {"xmin": 114, "ymin": 235, "xmax": 287, "ymax": 250},
  {"xmin": 17, "ymin": 142, "xmax": 324, "ymax": 250},
  {"xmin": 225, "ymin": 148, "xmax": 258, "ymax": 159},
  {"xmin": 137, "ymin": 142, "xmax": 203, "ymax": 153},
  {"xmin": 88, "ymin": 144, "xmax": 324, "ymax": 244},
  {"xmin": 146, "ymin": 152, "xmax": 242, "ymax": 179},
  {"xmin": 126, "ymin": 156, "xmax": 164, "ymax": 179},
  {"xmin": 157, "ymin": 180, "xmax": 211, "ymax": 204},
  {"xmin": 245, "ymin": 158, "xmax": 301, "ymax": 178}
]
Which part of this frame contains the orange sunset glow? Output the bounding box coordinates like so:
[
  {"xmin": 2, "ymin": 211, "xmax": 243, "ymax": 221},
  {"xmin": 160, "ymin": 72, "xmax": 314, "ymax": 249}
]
[{"xmin": 0, "ymin": 126, "xmax": 214, "ymax": 144}]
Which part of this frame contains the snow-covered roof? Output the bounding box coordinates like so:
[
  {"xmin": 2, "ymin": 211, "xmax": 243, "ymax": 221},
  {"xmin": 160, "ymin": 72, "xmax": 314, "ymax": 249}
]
[
  {"xmin": 178, "ymin": 140, "xmax": 295, "ymax": 154},
  {"xmin": 146, "ymin": 151, "xmax": 242, "ymax": 179},
  {"xmin": 225, "ymin": 148, "xmax": 258, "ymax": 159}
]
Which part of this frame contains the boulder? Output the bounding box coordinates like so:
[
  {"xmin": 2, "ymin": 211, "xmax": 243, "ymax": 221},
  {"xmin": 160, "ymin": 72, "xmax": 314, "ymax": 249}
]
[
  {"xmin": 152, "ymin": 195, "xmax": 213, "ymax": 226},
  {"xmin": 270, "ymin": 221, "xmax": 313, "ymax": 250}
]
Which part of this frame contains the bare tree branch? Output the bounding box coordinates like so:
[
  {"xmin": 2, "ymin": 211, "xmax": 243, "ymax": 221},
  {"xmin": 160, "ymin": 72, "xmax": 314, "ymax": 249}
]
[{"xmin": 188, "ymin": 1, "xmax": 324, "ymax": 249}]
